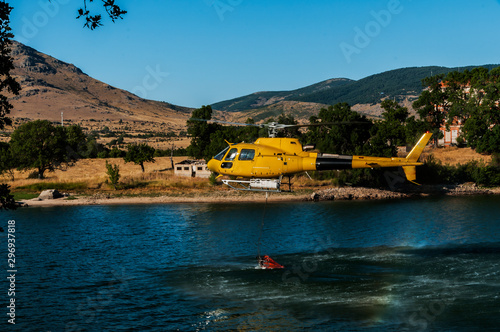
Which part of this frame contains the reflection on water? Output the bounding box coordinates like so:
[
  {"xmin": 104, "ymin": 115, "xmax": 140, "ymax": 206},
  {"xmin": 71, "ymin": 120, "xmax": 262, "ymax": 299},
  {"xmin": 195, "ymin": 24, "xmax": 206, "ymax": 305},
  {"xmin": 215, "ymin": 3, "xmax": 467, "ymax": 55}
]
[{"xmin": 1, "ymin": 195, "xmax": 500, "ymax": 331}]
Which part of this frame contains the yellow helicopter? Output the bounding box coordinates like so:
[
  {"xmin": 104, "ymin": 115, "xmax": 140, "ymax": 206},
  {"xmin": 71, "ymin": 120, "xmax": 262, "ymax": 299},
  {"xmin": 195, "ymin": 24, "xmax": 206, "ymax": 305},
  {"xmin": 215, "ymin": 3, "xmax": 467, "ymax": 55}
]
[{"xmin": 204, "ymin": 121, "xmax": 432, "ymax": 192}]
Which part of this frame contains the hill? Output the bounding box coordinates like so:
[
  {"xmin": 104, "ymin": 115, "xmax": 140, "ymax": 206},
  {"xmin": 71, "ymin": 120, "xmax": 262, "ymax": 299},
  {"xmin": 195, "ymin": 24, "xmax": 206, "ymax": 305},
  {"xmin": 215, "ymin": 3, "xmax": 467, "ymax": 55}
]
[
  {"xmin": 213, "ymin": 78, "xmax": 352, "ymax": 112},
  {"xmin": 6, "ymin": 41, "xmax": 193, "ymax": 137},
  {"xmin": 212, "ymin": 65, "xmax": 500, "ymax": 121}
]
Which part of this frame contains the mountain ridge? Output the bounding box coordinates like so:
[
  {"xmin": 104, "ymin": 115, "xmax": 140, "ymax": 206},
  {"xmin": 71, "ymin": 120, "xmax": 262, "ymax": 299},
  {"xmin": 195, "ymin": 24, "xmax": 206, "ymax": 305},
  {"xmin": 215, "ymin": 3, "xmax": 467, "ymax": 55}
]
[{"xmin": 212, "ymin": 64, "xmax": 500, "ymax": 121}]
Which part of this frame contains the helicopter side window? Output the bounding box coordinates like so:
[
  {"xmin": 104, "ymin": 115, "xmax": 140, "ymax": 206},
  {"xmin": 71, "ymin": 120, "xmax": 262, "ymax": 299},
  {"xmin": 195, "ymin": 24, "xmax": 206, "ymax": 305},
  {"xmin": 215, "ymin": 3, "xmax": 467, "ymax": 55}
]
[
  {"xmin": 238, "ymin": 149, "xmax": 255, "ymax": 161},
  {"xmin": 225, "ymin": 148, "xmax": 238, "ymax": 161},
  {"xmin": 214, "ymin": 147, "xmax": 229, "ymax": 161}
]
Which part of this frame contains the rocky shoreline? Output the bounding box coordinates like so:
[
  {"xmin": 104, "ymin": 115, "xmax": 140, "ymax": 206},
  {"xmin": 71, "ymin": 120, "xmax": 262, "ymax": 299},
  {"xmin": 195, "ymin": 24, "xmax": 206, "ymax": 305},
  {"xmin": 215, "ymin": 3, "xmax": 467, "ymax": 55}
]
[
  {"xmin": 309, "ymin": 183, "xmax": 498, "ymax": 201},
  {"xmin": 19, "ymin": 184, "xmax": 500, "ymax": 207}
]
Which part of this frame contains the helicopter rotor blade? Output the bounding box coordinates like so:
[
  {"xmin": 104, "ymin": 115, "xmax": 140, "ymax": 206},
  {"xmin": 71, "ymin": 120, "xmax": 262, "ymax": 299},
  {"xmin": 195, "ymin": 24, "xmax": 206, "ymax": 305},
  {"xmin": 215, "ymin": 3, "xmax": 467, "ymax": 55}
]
[
  {"xmin": 189, "ymin": 118, "xmax": 264, "ymax": 128},
  {"xmin": 189, "ymin": 118, "xmax": 371, "ymax": 137},
  {"xmin": 190, "ymin": 118, "xmax": 370, "ymax": 128},
  {"xmin": 279, "ymin": 121, "xmax": 372, "ymax": 128}
]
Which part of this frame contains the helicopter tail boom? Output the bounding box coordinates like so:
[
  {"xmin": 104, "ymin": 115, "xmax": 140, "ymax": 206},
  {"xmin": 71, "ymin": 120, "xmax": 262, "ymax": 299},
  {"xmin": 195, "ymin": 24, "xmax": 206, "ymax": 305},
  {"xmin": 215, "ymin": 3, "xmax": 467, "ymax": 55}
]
[
  {"xmin": 313, "ymin": 133, "xmax": 432, "ymax": 183},
  {"xmin": 315, "ymin": 154, "xmax": 425, "ymax": 171}
]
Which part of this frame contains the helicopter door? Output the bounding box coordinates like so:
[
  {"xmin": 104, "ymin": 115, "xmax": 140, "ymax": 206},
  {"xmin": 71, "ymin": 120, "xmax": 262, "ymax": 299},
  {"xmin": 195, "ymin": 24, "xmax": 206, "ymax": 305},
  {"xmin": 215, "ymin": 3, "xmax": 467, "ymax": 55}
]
[
  {"xmin": 237, "ymin": 149, "xmax": 255, "ymax": 176},
  {"xmin": 221, "ymin": 148, "xmax": 238, "ymax": 169}
]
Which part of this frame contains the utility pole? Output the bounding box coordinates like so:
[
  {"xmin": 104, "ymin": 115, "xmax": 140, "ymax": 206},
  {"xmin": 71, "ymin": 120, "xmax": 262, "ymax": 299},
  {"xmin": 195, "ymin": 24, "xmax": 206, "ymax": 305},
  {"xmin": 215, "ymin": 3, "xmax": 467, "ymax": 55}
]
[
  {"xmin": 61, "ymin": 112, "xmax": 64, "ymax": 126},
  {"xmin": 170, "ymin": 143, "xmax": 175, "ymax": 170}
]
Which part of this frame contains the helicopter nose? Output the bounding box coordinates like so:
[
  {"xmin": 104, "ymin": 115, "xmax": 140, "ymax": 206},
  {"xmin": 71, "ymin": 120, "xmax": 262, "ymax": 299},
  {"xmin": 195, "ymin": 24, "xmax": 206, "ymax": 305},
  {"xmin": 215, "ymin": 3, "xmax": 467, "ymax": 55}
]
[{"xmin": 207, "ymin": 159, "xmax": 220, "ymax": 173}]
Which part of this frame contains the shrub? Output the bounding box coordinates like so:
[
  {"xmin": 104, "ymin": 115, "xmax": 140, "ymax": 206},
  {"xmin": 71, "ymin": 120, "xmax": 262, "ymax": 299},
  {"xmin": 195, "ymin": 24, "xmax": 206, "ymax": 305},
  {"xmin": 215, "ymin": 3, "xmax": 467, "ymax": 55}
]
[
  {"xmin": 417, "ymin": 155, "xmax": 500, "ymax": 187},
  {"xmin": 97, "ymin": 151, "xmax": 109, "ymax": 159},
  {"xmin": 208, "ymin": 173, "xmax": 218, "ymax": 186},
  {"xmin": 105, "ymin": 161, "xmax": 120, "ymax": 190},
  {"xmin": 109, "ymin": 147, "xmax": 125, "ymax": 158},
  {"xmin": 473, "ymin": 166, "xmax": 500, "ymax": 187}
]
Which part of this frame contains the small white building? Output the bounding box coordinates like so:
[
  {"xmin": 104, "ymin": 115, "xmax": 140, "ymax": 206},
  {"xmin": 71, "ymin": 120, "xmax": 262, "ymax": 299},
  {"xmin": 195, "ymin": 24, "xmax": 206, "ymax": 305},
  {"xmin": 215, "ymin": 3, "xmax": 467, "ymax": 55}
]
[{"xmin": 174, "ymin": 160, "xmax": 211, "ymax": 178}]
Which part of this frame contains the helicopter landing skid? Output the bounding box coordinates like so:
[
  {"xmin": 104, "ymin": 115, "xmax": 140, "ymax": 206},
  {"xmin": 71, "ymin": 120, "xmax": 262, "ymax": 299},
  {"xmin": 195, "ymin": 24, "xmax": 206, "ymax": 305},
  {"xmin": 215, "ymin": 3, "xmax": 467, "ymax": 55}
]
[{"xmin": 222, "ymin": 177, "xmax": 292, "ymax": 193}]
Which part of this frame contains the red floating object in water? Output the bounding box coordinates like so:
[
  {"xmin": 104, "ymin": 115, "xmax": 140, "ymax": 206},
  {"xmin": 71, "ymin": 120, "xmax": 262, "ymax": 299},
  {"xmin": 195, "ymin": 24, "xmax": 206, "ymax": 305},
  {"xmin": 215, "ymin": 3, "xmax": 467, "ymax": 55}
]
[{"xmin": 258, "ymin": 255, "xmax": 284, "ymax": 269}]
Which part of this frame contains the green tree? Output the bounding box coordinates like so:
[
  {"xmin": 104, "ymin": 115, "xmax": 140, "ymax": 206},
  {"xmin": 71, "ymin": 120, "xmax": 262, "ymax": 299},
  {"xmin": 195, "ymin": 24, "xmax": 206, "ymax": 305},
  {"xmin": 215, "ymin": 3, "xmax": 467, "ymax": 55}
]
[
  {"xmin": 186, "ymin": 105, "xmax": 222, "ymax": 160},
  {"xmin": 0, "ymin": 141, "xmax": 14, "ymax": 180},
  {"xmin": 105, "ymin": 161, "xmax": 120, "ymax": 190},
  {"xmin": 205, "ymin": 126, "xmax": 241, "ymax": 160},
  {"xmin": 378, "ymin": 99, "xmax": 409, "ymax": 146},
  {"xmin": 304, "ymin": 103, "xmax": 373, "ymax": 155},
  {"xmin": 276, "ymin": 113, "xmax": 300, "ymax": 138},
  {"xmin": 239, "ymin": 118, "xmax": 260, "ymax": 143},
  {"xmin": 404, "ymin": 115, "xmax": 429, "ymax": 146},
  {"xmin": 474, "ymin": 124, "xmax": 500, "ymax": 154},
  {"xmin": 0, "ymin": 183, "xmax": 16, "ymax": 211},
  {"xmin": 461, "ymin": 67, "xmax": 500, "ymax": 153},
  {"xmin": 64, "ymin": 124, "xmax": 88, "ymax": 160},
  {"xmin": 124, "ymin": 143, "xmax": 155, "ymax": 172},
  {"xmin": 412, "ymin": 75, "xmax": 447, "ymax": 147},
  {"xmin": 368, "ymin": 100, "xmax": 411, "ymax": 157},
  {"xmin": 415, "ymin": 67, "xmax": 500, "ymax": 153},
  {"xmin": 84, "ymin": 138, "xmax": 109, "ymax": 158},
  {"xmin": 186, "ymin": 108, "xmax": 263, "ymax": 161},
  {"xmin": 0, "ymin": 2, "xmax": 20, "ymax": 211},
  {"xmin": 10, "ymin": 120, "xmax": 68, "ymax": 179},
  {"xmin": 109, "ymin": 146, "xmax": 125, "ymax": 158},
  {"xmin": 0, "ymin": 2, "xmax": 20, "ymax": 130}
]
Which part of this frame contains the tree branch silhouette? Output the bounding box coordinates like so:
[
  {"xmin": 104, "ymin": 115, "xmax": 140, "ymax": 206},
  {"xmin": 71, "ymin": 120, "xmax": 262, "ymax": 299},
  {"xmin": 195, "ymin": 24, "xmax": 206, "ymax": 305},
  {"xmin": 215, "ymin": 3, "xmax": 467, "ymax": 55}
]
[{"xmin": 74, "ymin": 0, "xmax": 127, "ymax": 30}]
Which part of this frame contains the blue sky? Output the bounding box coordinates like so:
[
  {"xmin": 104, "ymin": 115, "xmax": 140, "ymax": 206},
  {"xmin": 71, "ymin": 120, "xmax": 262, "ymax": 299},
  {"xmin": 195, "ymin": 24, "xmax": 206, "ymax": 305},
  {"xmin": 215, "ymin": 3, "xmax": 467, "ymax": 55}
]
[{"xmin": 9, "ymin": 0, "xmax": 500, "ymax": 108}]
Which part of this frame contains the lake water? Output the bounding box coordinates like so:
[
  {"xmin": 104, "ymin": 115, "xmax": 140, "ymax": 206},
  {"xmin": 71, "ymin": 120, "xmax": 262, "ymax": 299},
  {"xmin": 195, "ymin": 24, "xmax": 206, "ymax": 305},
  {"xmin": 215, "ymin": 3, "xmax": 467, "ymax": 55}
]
[{"xmin": 1, "ymin": 195, "xmax": 500, "ymax": 331}]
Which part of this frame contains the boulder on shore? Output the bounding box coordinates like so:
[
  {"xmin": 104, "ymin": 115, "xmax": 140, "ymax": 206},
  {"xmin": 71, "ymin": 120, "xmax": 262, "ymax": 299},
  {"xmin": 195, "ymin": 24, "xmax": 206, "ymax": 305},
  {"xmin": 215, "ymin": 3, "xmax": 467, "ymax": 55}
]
[
  {"xmin": 309, "ymin": 184, "xmax": 494, "ymax": 201},
  {"xmin": 310, "ymin": 187, "xmax": 409, "ymax": 201},
  {"xmin": 38, "ymin": 189, "xmax": 64, "ymax": 200}
]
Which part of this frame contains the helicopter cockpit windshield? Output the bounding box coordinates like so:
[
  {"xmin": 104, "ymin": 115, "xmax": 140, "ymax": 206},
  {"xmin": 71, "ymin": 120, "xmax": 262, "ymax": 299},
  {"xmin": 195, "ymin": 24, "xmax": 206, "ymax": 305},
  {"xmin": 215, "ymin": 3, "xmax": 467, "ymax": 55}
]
[
  {"xmin": 225, "ymin": 148, "xmax": 238, "ymax": 161},
  {"xmin": 214, "ymin": 147, "xmax": 229, "ymax": 161}
]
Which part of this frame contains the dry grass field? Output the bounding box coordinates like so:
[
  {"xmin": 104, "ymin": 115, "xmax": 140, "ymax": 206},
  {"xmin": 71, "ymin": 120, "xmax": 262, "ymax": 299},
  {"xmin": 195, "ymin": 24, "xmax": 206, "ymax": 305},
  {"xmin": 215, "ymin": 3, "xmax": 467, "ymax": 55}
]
[
  {"xmin": 422, "ymin": 146, "xmax": 492, "ymax": 165},
  {"xmin": 4, "ymin": 157, "xmax": 213, "ymax": 196}
]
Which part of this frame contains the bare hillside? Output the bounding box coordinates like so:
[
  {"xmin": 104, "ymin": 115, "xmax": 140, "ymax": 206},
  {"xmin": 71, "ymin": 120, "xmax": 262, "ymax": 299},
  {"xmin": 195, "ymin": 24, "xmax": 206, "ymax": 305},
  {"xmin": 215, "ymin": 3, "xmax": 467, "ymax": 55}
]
[{"xmin": 7, "ymin": 41, "xmax": 192, "ymax": 134}]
